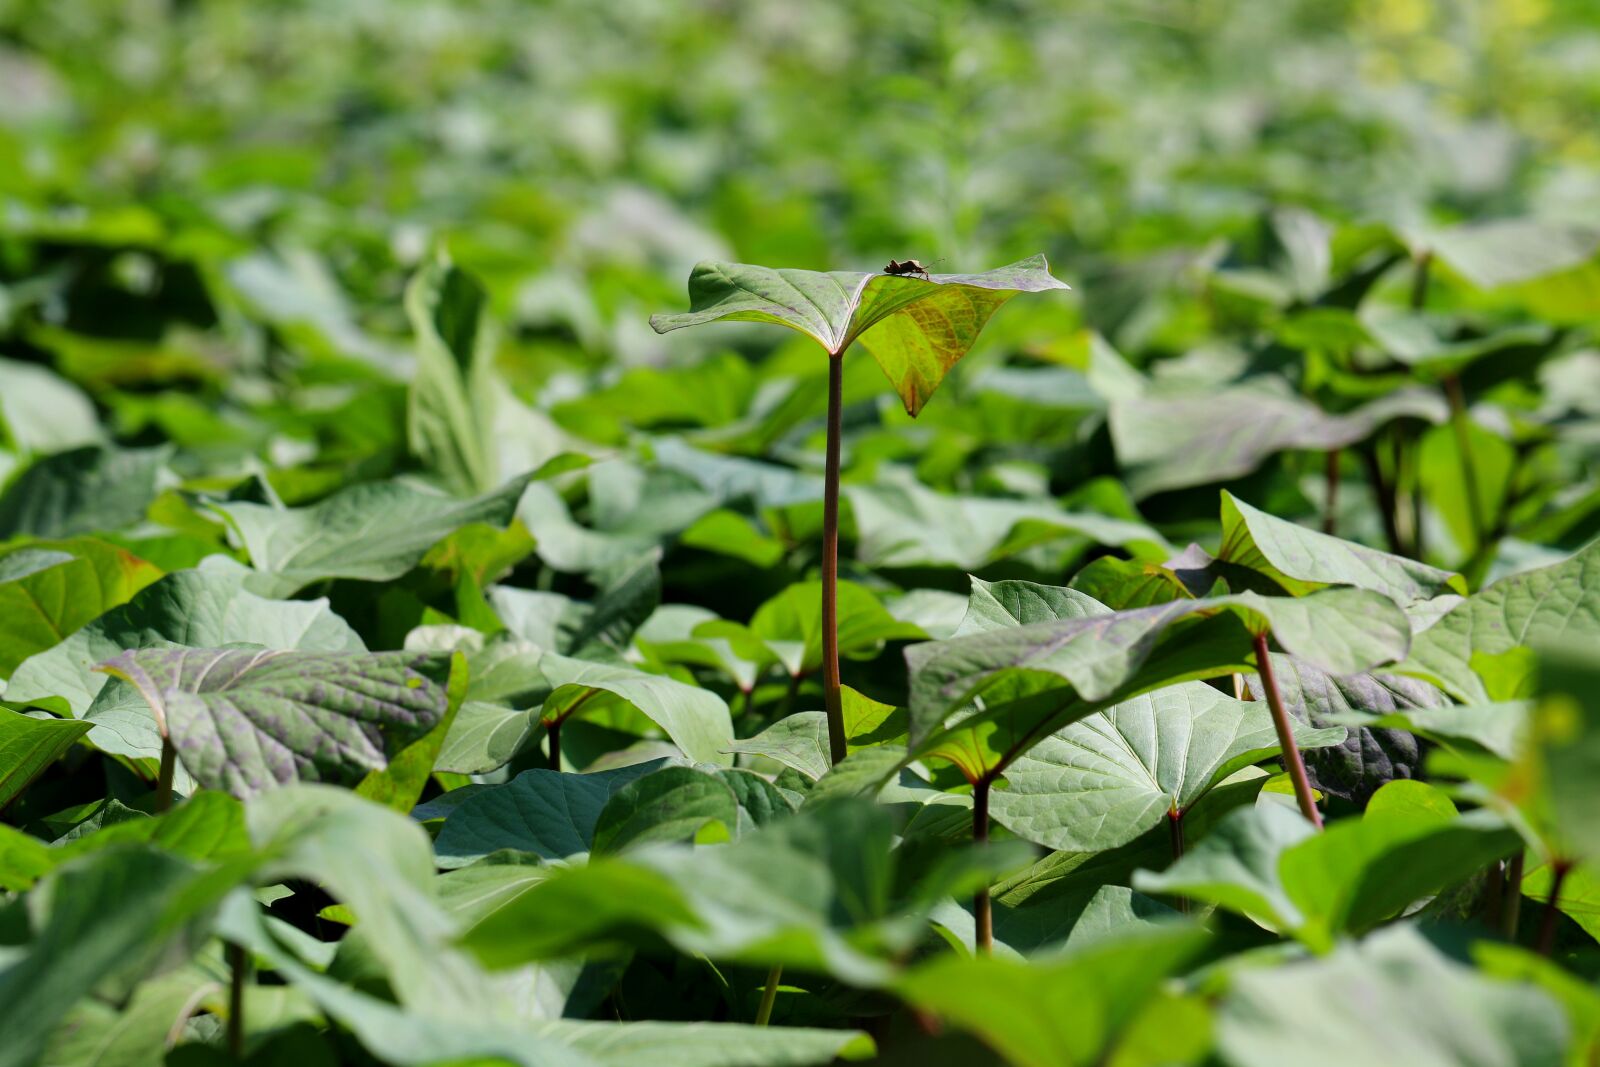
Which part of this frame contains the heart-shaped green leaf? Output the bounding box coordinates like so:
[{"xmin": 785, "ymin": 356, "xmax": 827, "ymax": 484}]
[
  {"xmin": 650, "ymin": 256, "xmax": 1069, "ymax": 415},
  {"xmin": 989, "ymin": 682, "xmax": 1345, "ymax": 853}
]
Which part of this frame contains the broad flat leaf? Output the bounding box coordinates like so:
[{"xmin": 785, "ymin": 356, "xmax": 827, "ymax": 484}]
[
  {"xmin": 211, "ymin": 473, "xmax": 532, "ymax": 597},
  {"xmin": 907, "ymin": 587, "xmax": 1411, "ymax": 746},
  {"xmin": 930, "ymin": 882, "xmax": 1179, "ymax": 959},
  {"xmin": 650, "ymin": 256, "xmax": 1069, "ymax": 415},
  {"xmin": 1401, "ymin": 538, "xmax": 1600, "ymax": 702},
  {"xmin": 957, "ymin": 577, "xmax": 1109, "ymax": 635},
  {"xmin": 0, "ymin": 445, "xmax": 169, "ymax": 540},
  {"xmin": 434, "ymin": 699, "xmax": 536, "ymax": 775},
  {"xmin": 4, "ymin": 560, "xmax": 362, "ymax": 720},
  {"xmin": 223, "ymin": 892, "xmax": 866, "ymax": 1067},
  {"xmin": 896, "ymin": 924, "xmax": 1210, "ymax": 1067},
  {"xmin": 1217, "ymin": 925, "xmax": 1568, "ymax": 1067},
  {"xmin": 461, "ymin": 800, "xmax": 1002, "ymax": 987},
  {"xmin": 0, "ymin": 356, "xmax": 100, "ymax": 456},
  {"xmin": 751, "ymin": 579, "xmax": 925, "ymax": 677},
  {"xmin": 1360, "ymin": 308, "xmax": 1556, "ymax": 377},
  {"xmin": 0, "ymin": 538, "xmax": 162, "ymax": 678},
  {"xmin": 989, "ymin": 682, "xmax": 1344, "ymax": 852},
  {"xmin": 357, "ymin": 652, "xmax": 468, "ymax": 812},
  {"xmin": 1246, "ymin": 655, "xmax": 1444, "ymax": 803},
  {"xmin": 0, "ymin": 707, "xmax": 92, "ymax": 808},
  {"xmin": 0, "ymin": 791, "xmax": 251, "ymax": 894},
  {"xmin": 1139, "ymin": 782, "xmax": 1517, "ymax": 949},
  {"xmin": 1430, "ymin": 218, "xmax": 1600, "ymax": 289},
  {"xmin": 540, "ymin": 651, "xmax": 734, "ymax": 767},
  {"xmin": 846, "ymin": 469, "xmax": 1165, "ymax": 570},
  {"xmin": 493, "ymin": 551, "xmax": 661, "ymax": 663},
  {"xmin": 1274, "ymin": 781, "xmax": 1517, "ymax": 949},
  {"xmin": 1109, "ymin": 383, "xmax": 1446, "ymax": 497},
  {"xmin": 1069, "ymin": 556, "xmax": 1194, "ymax": 609},
  {"xmin": 1218, "ymin": 491, "xmax": 1465, "ymax": 607},
  {"xmin": 727, "ymin": 686, "xmax": 908, "ymax": 780},
  {"xmin": 1528, "ymin": 649, "xmax": 1600, "ymax": 863},
  {"xmin": 1134, "ymin": 802, "xmax": 1314, "ymax": 932},
  {"xmin": 0, "ymin": 845, "xmax": 248, "ymax": 1067},
  {"xmin": 1419, "ymin": 417, "xmax": 1517, "ymax": 561},
  {"xmin": 651, "ymin": 436, "xmax": 824, "ymax": 509},
  {"xmin": 591, "ymin": 766, "xmax": 740, "ymax": 854},
  {"xmin": 433, "ymin": 762, "xmax": 663, "ymax": 868},
  {"xmin": 97, "ymin": 649, "xmax": 455, "ymax": 796},
  {"xmin": 1331, "ymin": 701, "xmax": 1529, "ymax": 761},
  {"xmin": 245, "ymin": 784, "xmax": 496, "ymax": 1015},
  {"xmin": 40, "ymin": 962, "xmax": 226, "ymax": 1067},
  {"xmin": 406, "ymin": 250, "xmax": 499, "ymax": 495}
]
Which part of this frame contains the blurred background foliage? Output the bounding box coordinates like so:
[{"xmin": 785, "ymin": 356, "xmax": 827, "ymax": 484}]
[{"xmin": 1, "ymin": 0, "xmax": 1597, "ymax": 568}]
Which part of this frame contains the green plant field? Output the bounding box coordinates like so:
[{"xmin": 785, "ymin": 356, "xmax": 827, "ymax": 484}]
[{"xmin": 2, "ymin": 1, "xmax": 1600, "ymax": 1064}]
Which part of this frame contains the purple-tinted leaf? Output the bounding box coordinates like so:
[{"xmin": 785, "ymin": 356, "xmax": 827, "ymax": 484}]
[{"xmin": 97, "ymin": 649, "xmax": 454, "ymax": 797}]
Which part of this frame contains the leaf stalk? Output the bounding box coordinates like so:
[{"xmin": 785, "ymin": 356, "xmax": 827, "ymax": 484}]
[
  {"xmin": 1252, "ymin": 634, "xmax": 1322, "ymax": 829},
  {"xmin": 973, "ymin": 775, "xmax": 993, "ymax": 953},
  {"xmin": 755, "ymin": 965, "xmax": 782, "ymax": 1026},
  {"xmin": 821, "ymin": 350, "xmax": 847, "ymax": 767}
]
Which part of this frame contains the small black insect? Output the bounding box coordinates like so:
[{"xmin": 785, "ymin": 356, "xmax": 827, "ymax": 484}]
[{"xmin": 883, "ymin": 258, "xmax": 937, "ymax": 280}]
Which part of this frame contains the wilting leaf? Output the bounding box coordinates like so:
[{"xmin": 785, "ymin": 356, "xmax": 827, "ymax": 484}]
[
  {"xmin": 650, "ymin": 256, "xmax": 1069, "ymax": 415},
  {"xmin": 97, "ymin": 649, "xmax": 455, "ymax": 796}
]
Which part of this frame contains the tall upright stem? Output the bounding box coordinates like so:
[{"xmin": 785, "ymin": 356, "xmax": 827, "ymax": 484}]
[
  {"xmin": 821, "ymin": 351, "xmax": 846, "ymax": 767},
  {"xmin": 155, "ymin": 735, "xmax": 176, "ymax": 813},
  {"xmin": 546, "ymin": 718, "xmax": 562, "ymax": 771},
  {"xmin": 1536, "ymin": 860, "xmax": 1571, "ymax": 957},
  {"xmin": 227, "ymin": 941, "xmax": 248, "ymax": 1058},
  {"xmin": 1168, "ymin": 809, "xmax": 1189, "ymax": 915},
  {"xmin": 1322, "ymin": 448, "xmax": 1341, "ymax": 535},
  {"xmin": 755, "ymin": 965, "xmax": 782, "ymax": 1026},
  {"xmin": 973, "ymin": 776, "xmax": 993, "ymax": 953},
  {"xmin": 1409, "ymin": 249, "xmax": 1433, "ymax": 311},
  {"xmin": 1253, "ymin": 634, "xmax": 1323, "ymax": 829},
  {"xmin": 1443, "ymin": 373, "xmax": 1486, "ymax": 554},
  {"xmin": 1361, "ymin": 442, "xmax": 1405, "ymax": 557},
  {"xmin": 1503, "ymin": 850, "xmax": 1525, "ymax": 940}
]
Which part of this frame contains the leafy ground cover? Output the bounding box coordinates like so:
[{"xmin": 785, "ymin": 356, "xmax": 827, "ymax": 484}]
[{"xmin": 3, "ymin": 1, "xmax": 1600, "ymax": 1064}]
